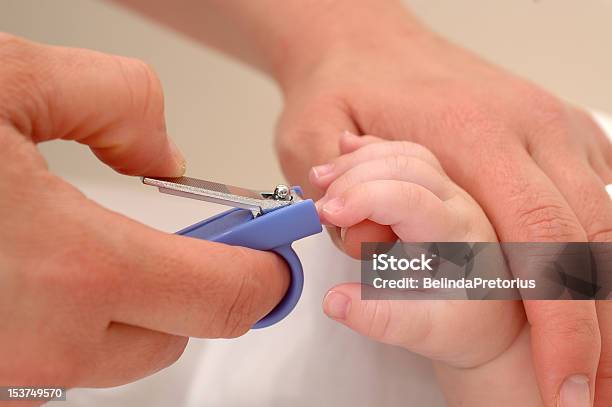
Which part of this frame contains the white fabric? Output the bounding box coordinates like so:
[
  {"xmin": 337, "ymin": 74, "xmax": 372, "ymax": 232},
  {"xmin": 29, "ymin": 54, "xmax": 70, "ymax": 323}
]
[{"xmin": 65, "ymin": 112, "xmax": 612, "ymax": 406}]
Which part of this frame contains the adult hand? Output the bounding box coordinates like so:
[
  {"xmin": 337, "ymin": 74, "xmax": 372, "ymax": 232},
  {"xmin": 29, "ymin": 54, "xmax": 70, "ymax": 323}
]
[
  {"xmin": 0, "ymin": 34, "xmax": 288, "ymax": 389},
  {"xmin": 274, "ymin": 5, "xmax": 611, "ymax": 407}
]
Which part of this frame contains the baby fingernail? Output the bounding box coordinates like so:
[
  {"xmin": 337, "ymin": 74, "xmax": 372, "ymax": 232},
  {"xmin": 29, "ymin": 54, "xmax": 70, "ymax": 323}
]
[
  {"xmin": 559, "ymin": 375, "xmax": 591, "ymax": 407},
  {"xmin": 324, "ymin": 291, "xmax": 351, "ymax": 320},
  {"xmin": 322, "ymin": 197, "xmax": 345, "ymax": 215},
  {"xmin": 311, "ymin": 163, "xmax": 334, "ymax": 179}
]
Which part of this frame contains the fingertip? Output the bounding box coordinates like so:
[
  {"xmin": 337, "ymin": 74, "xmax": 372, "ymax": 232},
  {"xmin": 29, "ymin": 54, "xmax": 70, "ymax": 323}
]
[
  {"xmin": 167, "ymin": 138, "xmax": 187, "ymax": 176},
  {"xmin": 310, "ymin": 163, "xmax": 335, "ymax": 188},
  {"xmin": 323, "ymin": 290, "xmax": 352, "ymax": 320},
  {"xmin": 339, "ymin": 132, "xmax": 385, "ymax": 155},
  {"xmin": 322, "ymin": 285, "xmax": 405, "ymax": 347},
  {"xmin": 91, "ymin": 129, "xmax": 188, "ymax": 177},
  {"xmin": 314, "ymin": 199, "xmax": 333, "ymax": 226},
  {"xmin": 321, "ymin": 197, "xmax": 346, "ymax": 222},
  {"xmin": 143, "ymin": 136, "xmax": 186, "ymax": 177}
]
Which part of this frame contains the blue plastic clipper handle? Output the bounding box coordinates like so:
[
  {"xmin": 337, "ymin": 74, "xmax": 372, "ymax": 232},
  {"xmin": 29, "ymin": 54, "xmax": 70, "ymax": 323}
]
[{"xmin": 176, "ymin": 192, "xmax": 321, "ymax": 329}]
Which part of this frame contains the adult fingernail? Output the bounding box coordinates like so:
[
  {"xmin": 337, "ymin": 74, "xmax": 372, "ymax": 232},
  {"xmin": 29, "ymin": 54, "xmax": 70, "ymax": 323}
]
[
  {"xmin": 559, "ymin": 375, "xmax": 591, "ymax": 407},
  {"xmin": 311, "ymin": 163, "xmax": 334, "ymax": 179},
  {"xmin": 169, "ymin": 138, "xmax": 187, "ymax": 175},
  {"xmin": 322, "ymin": 197, "xmax": 345, "ymax": 215},
  {"xmin": 324, "ymin": 291, "xmax": 351, "ymax": 320}
]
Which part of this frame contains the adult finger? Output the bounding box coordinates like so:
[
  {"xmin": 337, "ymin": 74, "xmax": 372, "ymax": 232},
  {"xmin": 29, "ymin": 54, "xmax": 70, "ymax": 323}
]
[
  {"xmin": 449, "ymin": 136, "xmax": 598, "ymax": 407},
  {"xmin": 276, "ymin": 95, "xmax": 360, "ymax": 252},
  {"xmin": 338, "ymin": 131, "xmax": 383, "ymax": 154},
  {"xmin": 276, "ymin": 94, "xmax": 358, "ymax": 198},
  {"xmin": 98, "ymin": 209, "xmax": 291, "ymax": 338},
  {"xmin": 529, "ymin": 117, "xmax": 612, "ymax": 406},
  {"xmin": 0, "ymin": 33, "xmax": 184, "ymax": 177},
  {"xmin": 529, "ymin": 141, "xmax": 612, "ymax": 244},
  {"xmin": 526, "ymin": 301, "xmax": 599, "ymax": 407},
  {"xmin": 530, "ymin": 151, "xmax": 610, "ymax": 407}
]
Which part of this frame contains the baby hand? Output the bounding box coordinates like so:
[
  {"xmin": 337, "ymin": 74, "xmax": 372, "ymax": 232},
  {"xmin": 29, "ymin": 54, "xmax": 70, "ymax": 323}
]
[{"xmin": 311, "ymin": 132, "xmax": 528, "ymax": 372}]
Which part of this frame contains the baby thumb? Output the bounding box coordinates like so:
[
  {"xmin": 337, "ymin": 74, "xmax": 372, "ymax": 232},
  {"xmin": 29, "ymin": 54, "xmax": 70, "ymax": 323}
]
[{"xmin": 322, "ymin": 283, "xmax": 434, "ymax": 350}]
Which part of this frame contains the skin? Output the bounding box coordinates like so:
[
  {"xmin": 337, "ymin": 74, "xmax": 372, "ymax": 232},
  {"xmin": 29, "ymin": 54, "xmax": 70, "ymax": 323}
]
[
  {"xmin": 317, "ymin": 133, "xmax": 542, "ymax": 406},
  {"xmin": 290, "ymin": 30, "xmax": 609, "ymax": 407},
  {"xmin": 2, "ymin": 0, "xmax": 610, "ymax": 405},
  {"xmin": 0, "ymin": 34, "xmax": 289, "ymax": 390},
  {"xmin": 123, "ymin": 0, "xmax": 611, "ymax": 404}
]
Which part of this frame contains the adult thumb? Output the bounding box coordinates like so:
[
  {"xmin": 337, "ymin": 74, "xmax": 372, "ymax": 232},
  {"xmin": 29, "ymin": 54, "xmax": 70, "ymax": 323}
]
[
  {"xmin": 276, "ymin": 93, "xmax": 373, "ymax": 251},
  {"xmin": 275, "ymin": 93, "xmax": 357, "ymax": 197}
]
